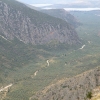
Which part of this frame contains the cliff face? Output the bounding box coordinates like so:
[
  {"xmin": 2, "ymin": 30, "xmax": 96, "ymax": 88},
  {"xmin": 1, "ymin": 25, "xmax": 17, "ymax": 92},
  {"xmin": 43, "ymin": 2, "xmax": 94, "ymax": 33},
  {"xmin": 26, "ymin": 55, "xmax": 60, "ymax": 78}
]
[
  {"xmin": 31, "ymin": 67, "xmax": 100, "ymax": 100},
  {"xmin": 0, "ymin": 0, "xmax": 80, "ymax": 45}
]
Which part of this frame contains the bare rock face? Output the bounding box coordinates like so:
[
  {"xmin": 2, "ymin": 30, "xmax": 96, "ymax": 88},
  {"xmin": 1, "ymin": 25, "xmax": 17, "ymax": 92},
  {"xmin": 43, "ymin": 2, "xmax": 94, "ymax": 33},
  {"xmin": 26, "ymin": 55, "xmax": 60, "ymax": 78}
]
[
  {"xmin": 31, "ymin": 67, "xmax": 100, "ymax": 100},
  {"xmin": 0, "ymin": 0, "xmax": 80, "ymax": 45}
]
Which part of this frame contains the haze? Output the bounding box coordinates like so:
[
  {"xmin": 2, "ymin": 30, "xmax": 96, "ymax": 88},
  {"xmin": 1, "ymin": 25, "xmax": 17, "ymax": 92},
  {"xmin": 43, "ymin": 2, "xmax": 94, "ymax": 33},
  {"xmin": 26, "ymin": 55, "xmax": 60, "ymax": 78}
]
[{"xmin": 17, "ymin": 0, "xmax": 100, "ymax": 4}]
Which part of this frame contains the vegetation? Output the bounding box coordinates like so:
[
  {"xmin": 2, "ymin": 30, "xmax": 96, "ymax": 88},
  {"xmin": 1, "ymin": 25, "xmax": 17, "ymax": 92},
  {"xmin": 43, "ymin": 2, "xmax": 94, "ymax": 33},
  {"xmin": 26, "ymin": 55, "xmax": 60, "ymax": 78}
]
[
  {"xmin": 86, "ymin": 91, "xmax": 92, "ymax": 99},
  {"xmin": 0, "ymin": 1, "xmax": 100, "ymax": 100},
  {"xmin": 41, "ymin": 9, "xmax": 80, "ymax": 27}
]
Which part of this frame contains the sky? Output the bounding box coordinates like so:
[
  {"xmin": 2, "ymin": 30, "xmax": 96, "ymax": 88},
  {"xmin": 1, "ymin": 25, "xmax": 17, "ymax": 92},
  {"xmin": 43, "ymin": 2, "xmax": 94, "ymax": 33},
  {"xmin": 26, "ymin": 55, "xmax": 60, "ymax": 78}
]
[
  {"xmin": 16, "ymin": 0, "xmax": 100, "ymax": 10},
  {"xmin": 16, "ymin": 0, "xmax": 99, "ymax": 4}
]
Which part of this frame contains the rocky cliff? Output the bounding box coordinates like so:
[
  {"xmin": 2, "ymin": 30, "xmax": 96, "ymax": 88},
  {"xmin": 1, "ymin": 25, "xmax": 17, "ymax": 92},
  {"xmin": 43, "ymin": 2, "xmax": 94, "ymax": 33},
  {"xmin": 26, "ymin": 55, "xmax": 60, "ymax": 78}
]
[
  {"xmin": 0, "ymin": 0, "xmax": 80, "ymax": 45},
  {"xmin": 31, "ymin": 67, "xmax": 100, "ymax": 100}
]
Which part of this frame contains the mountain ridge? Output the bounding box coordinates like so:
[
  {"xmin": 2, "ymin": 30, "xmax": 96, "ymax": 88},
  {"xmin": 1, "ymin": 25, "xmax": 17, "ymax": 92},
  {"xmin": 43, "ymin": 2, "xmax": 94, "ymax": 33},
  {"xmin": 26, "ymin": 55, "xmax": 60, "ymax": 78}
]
[
  {"xmin": 31, "ymin": 67, "xmax": 100, "ymax": 100},
  {"xmin": 0, "ymin": 0, "xmax": 80, "ymax": 45},
  {"xmin": 40, "ymin": 9, "xmax": 81, "ymax": 28}
]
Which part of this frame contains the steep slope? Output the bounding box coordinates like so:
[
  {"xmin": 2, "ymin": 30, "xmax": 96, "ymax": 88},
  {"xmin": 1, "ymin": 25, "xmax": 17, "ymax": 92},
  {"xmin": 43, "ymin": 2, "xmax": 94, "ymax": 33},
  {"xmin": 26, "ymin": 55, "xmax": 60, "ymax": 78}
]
[
  {"xmin": 41, "ymin": 9, "xmax": 81, "ymax": 28},
  {"xmin": 31, "ymin": 67, "xmax": 100, "ymax": 100},
  {"xmin": 91, "ymin": 86, "xmax": 100, "ymax": 100},
  {"xmin": 0, "ymin": 36, "xmax": 49, "ymax": 70},
  {"xmin": 0, "ymin": 0, "xmax": 80, "ymax": 45},
  {"xmin": 0, "ymin": 33, "xmax": 54, "ymax": 84}
]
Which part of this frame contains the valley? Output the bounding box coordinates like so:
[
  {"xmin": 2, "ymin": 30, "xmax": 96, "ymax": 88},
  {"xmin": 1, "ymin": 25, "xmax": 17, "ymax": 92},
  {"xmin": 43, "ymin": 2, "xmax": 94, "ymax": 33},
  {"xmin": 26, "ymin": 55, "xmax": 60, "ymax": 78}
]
[
  {"xmin": 0, "ymin": 0, "xmax": 100, "ymax": 100},
  {"xmin": 2, "ymin": 10, "xmax": 100, "ymax": 99}
]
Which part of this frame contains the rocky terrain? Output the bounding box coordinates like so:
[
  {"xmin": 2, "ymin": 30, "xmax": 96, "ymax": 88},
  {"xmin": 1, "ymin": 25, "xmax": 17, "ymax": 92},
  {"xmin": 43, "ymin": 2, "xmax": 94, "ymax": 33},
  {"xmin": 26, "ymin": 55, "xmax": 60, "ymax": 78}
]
[
  {"xmin": 91, "ymin": 86, "xmax": 100, "ymax": 100},
  {"xmin": 31, "ymin": 67, "xmax": 100, "ymax": 100},
  {"xmin": 0, "ymin": 0, "xmax": 80, "ymax": 45}
]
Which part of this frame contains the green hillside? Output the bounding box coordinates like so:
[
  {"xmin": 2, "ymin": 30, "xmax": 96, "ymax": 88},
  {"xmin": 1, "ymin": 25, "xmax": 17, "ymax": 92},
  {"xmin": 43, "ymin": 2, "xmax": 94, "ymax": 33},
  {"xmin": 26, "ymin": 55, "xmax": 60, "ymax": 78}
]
[
  {"xmin": 1, "ymin": 0, "xmax": 100, "ymax": 99},
  {"xmin": 1, "ymin": 10, "xmax": 100, "ymax": 100}
]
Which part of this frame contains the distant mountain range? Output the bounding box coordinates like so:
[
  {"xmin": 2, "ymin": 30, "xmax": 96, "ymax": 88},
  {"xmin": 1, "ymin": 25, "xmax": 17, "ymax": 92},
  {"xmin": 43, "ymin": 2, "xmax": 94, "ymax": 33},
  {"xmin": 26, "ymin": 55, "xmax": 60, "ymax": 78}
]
[
  {"xmin": 42, "ymin": 2, "xmax": 100, "ymax": 9},
  {"xmin": 16, "ymin": 0, "xmax": 100, "ymax": 11},
  {"xmin": 40, "ymin": 9, "xmax": 81, "ymax": 27},
  {"xmin": 30, "ymin": 1, "xmax": 100, "ymax": 10}
]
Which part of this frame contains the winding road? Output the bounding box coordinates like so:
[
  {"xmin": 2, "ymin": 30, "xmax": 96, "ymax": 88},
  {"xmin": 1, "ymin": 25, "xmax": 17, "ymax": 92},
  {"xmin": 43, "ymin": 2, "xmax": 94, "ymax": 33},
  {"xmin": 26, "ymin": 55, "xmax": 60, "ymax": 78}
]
[
  {"xmin": 0, "ymin": 84, "xmax": 13, "ymax": 92},
  {"xmin": 34, "ymin": 71, "xmax": 38, "ymax": 76},
  {"xmin": 47, "ymin": 60, "xmax": 50, "ymax": 66},
  {"xmin": 80, "ymin": 45, "xmax": 86, "ymax": 49}
]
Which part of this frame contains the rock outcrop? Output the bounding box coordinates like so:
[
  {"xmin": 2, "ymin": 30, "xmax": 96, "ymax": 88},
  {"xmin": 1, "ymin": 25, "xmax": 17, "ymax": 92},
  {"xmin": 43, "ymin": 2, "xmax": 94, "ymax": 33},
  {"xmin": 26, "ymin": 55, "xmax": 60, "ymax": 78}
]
[
  {"xmin": 0, "ymin": 0, "xmax": 80, "ymax": 45},
  {"xmin": 31, "ymin": 67, "xmax": 100, "ymax": 100}
]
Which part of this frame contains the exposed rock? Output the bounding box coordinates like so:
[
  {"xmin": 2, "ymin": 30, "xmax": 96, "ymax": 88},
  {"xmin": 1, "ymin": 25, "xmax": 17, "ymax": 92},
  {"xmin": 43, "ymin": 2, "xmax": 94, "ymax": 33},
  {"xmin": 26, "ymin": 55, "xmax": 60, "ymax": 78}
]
[
  {"xmin": 31, "ymin": 67, "xmax": 100, "ymax": 100},
  {"xmin": 0, "ymin": 0, "xmax": 80, "ymax": 45},
  {"xmin": 91, "ymin": 86, "xmax": 100, "ymax": 100}
]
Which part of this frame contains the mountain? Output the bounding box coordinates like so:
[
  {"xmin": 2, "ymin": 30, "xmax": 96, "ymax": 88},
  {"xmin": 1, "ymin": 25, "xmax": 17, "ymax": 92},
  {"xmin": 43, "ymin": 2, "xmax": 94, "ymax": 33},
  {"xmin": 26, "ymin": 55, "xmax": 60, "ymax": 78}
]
[
  {"xmin": 0, "ymin": 1, "xmax": 100, "ymax": 100},
  {"xmin": 31, "ymin": 67, "xmax": 100, "ymax": 100},
  {"xmin": 40, "ymin": 4, "xmax": 89, "ymax": 9},
  {"xmin": 38, "ymin": 2, "xmax": 100, "ymax": 9},
  {"xmin": 0, "ymin": 0, "xmax": 80, "ymax": 45},
  {"xmin": 25, "ymin": 5, "xmax": 81, "ymax": 28},
  {"xmin": 0, "ymin": 0, "xmax": 81, "ymax": 95},
  {"xmin": 25, "ymin": 4, "xmax": 42, "ymax": 11},
  {"xmin": 41, "ymin": 9, "xmax": 81, "ymax": 28}
]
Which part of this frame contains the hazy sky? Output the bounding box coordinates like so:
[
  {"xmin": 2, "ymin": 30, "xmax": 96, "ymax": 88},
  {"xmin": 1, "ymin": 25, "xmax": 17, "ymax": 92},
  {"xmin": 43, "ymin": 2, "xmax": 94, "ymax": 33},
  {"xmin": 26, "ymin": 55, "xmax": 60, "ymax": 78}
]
[{"xmin": 17, "ymin": 0, "xmax": 99, "ymax": 4}]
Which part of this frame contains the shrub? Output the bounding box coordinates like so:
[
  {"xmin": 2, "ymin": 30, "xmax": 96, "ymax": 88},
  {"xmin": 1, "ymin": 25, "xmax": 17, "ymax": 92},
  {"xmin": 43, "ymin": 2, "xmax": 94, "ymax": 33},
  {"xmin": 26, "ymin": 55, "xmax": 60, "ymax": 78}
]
[{"xmin": 86, "ymin": 91, "xmax": 92, "ymax": 99}]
